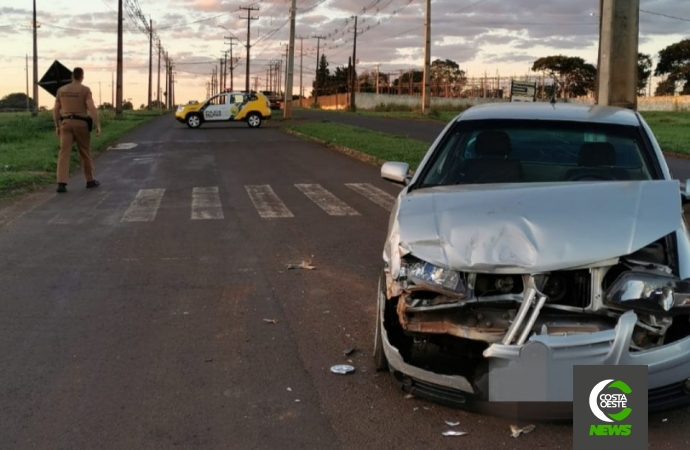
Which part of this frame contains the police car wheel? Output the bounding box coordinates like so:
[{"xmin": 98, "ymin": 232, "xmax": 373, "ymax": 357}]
[
  {"xmin": 187, "ymin": 114, "xmax": 202, "ymax": 128},
  {"xmin": 247, "ymin": 113, "xmax": 262, "ymax": 128}
]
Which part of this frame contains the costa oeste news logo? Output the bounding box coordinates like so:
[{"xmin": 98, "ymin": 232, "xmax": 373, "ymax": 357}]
[{"xmin": 588, "ymin": 379, "xmax": 632, "ymax": 436}]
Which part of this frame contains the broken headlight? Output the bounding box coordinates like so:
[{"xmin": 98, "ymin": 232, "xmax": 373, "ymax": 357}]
[
  {"xmin": 604, "ymin": 269, "xmax": 690, "ymax": 316},
  {"xmin": 401, "ymin": 258, "xmax": 466, "ymax": 297}
]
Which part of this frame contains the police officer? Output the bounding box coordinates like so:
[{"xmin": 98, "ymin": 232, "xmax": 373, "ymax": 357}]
[{"xmin": 52, "ymin": 67, "xmax": 102, "ymax": 193}]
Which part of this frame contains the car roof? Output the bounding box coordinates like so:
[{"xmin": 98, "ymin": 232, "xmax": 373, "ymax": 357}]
[{"xmin": 456, "ymin": 102, "xmax": 642, "ymax": 127}]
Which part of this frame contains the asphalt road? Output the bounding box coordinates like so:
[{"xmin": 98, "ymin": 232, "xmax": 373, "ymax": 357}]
[
  {"xmin": 0, "ymin": 114, "xmax": 688, "ymax": 450},
  {"xmin": 294, "ymin": 109, "xmax": 690, "ymax": 181}
]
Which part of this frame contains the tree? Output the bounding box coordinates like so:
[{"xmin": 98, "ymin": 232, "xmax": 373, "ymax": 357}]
[
  {"xmin": 312, "ymin": 54, "xmax": 330, "ymax": 98},
  {"xmin": 123, "ymin": 101, "xmax": 133, "ymax": 110},
  {"xmin": 655, "ymin": 78, "xmax": 677, "ymax": 96},
  {"xmin": 638, "ymin": 53, "xmax": 653, "ymax": 95},
  {"xmin": 654, "ymin": 39, "xmax": 690, "ymax": 94},
  {"xmin": 531, "ymin": 55, "xmax": 596, "ymax": 98},
  {"xmin": 0, "ymin": 93, "xmax": 35, "ymax": 111},
  {"xmin": 429, "ymin": 59, "xmax": 467, "ymax": 97}
]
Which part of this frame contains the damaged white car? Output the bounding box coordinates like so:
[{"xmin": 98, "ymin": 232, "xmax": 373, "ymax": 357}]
[{"xmin": 373, "ymin": 102, "xmax": 690, "ymax": 419}]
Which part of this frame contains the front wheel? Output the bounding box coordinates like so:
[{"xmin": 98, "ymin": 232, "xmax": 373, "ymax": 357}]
[
  {"xmin": 246, "ymin": 112, "xmax": 262, "ymax": 128},
  {"xmin": 186, "ymin": 113, "xmax": 202, "ymax": 129}
]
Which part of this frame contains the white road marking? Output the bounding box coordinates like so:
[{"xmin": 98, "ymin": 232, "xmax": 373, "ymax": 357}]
[
  {"xmin": 48, "ymin": 192, "xmax": 112, "ymax": 225},
  {"xmin": 345, "ymin": 183, "xmax": 396, "ymax": 211},
  {"xmin": 245, "ymin": 185, "xmax": 294, "ymax": 218},
  {"xmin": 295, "ymin": 184, "xmax": 360, "ymax": 216},
  {"xmin": 191, "ymin": 187, "xmax": 224, "ymax": 220},
  {"xmin": 121, "ymin": 189, "xmax": 165, "ymax": 222}
]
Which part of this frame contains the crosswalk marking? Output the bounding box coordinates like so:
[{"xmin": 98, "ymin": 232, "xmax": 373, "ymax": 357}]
[
  {"xmin": 295, "ymin": 184, "xmax": 360, "ymax": 216},
  {"xmin": 245, "ymin": 185, "xmax": 294, "ymax": 218},
  {"xmin": 121, "ymin": 188, "xmax": 165, "ymax": 222},
  {"xmin": 345, "ymin": 183, "xmax": 396, "ymax": 211},
  {"xmin": 191, "ymin": 187, "xmax": 224, "ymax": 220}
]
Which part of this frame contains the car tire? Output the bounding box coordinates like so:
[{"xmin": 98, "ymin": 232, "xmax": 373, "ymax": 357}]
[
  {"xmin": 186, "ymin": 113, "xmax": 202, "ymax": 129},
  {"xmin": 374, "ymin": 274, "xmax": 389, "ymax": 372},
  {"xmin": 247, "ymin": 112, "xmax": 262, "ymax": 128}
]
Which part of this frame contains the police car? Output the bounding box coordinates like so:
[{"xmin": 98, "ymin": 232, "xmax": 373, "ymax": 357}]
[{"xmin": 175, "ymin": 90, "xmax": 272, "ymax": 129}]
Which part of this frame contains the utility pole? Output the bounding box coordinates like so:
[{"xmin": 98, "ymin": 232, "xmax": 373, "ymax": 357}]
[
  {"xmin": 240, "ymin": 6, "xmax": 259, "ymax": 92},
  {"xmin": 32, "ymin": 0, "xmax": 38, "ymax": 116},
  {"xmin": 421, "ymin": 0, "xmax": 431, "ymax": 113},
  {"xmin": 99, "ymin": 81, "xmax": 102, "ymax": 106},
  {"xmin": 164, "ymin": 55, "xmax": 169, "ymax": 108},
  {"xmin": 25, "ymin": 54, "xmax": 30, "ymax": 112},
  {"xmin": 284, "ymin": 0, "xmax": 297, "ymax": 118},
  {"xmin": 350, "ymin": 15, "xmax": 359, "ymax": 111},
  {"xmin": 375, "ymin": 64, "xmax": 381, "ymax": 94},
  {"xmin": 112, "ymin": 72, "xmax": 114, "ymax": 106},
  {"xmin": 297, "ymin": 36, "xmax": 306, "ymax": 102},
  {"xmin": 219, "ymin": 57, "xmax": 225, "ymax": 91},
  {"xmin": 156, "ymin": 40, "xmax": 161, "ymax": 109},
  {"xmin": 148, "ymin": 18, "xmax": 153, "ymax": 109},
  {"xmin": 596, "ymin": 0, "xmax": 640, "ymax": 110},
  {"xmin": 116, "ymin": 0, "xmax": 124, "ymax": 118},
  {"xmin": 224, "ymin": 37, "xmax": 238, "ymax": 90},
  {"xmin": 313, "ymin": 35, "xmax": 325, "ymax": 105},
  {"xmin": 284, "ymin": 44, "xmax": 289, "ymax": 102}
]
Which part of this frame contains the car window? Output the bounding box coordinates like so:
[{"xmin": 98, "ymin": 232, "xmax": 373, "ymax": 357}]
[
  {"xmin": 233, "ymin": 94, "xmax": 245, "ymax": 104},
  {"xmin": 206, "ymin": 95, "xmax": 227, "ymax": 106},
  {"xmin": 417, "ymin": 119, "xmax": 657, "ymax": 188}
]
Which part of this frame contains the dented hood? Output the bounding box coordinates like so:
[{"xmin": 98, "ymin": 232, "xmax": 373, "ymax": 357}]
[{"xmin": 395, "ymin": 180, "xmax": 682, "ymax": 273}]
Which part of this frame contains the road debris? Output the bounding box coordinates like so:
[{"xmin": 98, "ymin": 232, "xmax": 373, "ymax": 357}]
[
  {"xmin": 404, "ymin": 394, "xmax": 414, "ymax": 399},
  {"xmin": 445, "ymin": 421, "xmax": 460, "ymax": 427},
  {"xmin": 330, "ymin": 364, "xmax": 355, "ymax": 375},
  {"xmin": 510, "ymin": 424, "xmax": 536, "ymax": 438},
  {"xmin": 287, "ymin": 387, "xmax": 292, "ymax": 392},
  {"xmin": 343, "ymin": 347, "xmax": 355, "ymax": 356},
  {"xmin": 204, "ymin": 358, "xmax": 213, "ymax": 363},
  {"xmin": 286, "ymin": 260, "xmax": 316, "ymax": 270},
  {"xmin": 263, "ymin": 318, "xmax": 278, "ymax": 324},
  {"xmin": 662, "ymin": 418, "xmax": 668, "ymax": 422},
  {"xmin": 442, "ymin": 430, "xmax": 468, "ymax": 437}
]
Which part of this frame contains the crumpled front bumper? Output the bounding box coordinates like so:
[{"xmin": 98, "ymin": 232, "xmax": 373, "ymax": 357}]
[{"xmin": 381, "ymin": 295, "xmax": 690, "ymax": 419}]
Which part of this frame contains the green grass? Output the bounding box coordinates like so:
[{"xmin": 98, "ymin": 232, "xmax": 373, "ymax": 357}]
[
  {"xmin": 285, "ymin": 121, "xmax": 430, "ymax": 170},
  {"xmin": 0, "ymin": 109, "xmax": 167, "ymax": 198},
  {"xmin": 638, "ymin": 111, "xmax": 690, "ymax": 156},
  {"xmin": 302, "ymin": 108, "xmax": 690, "ymax": 156}
]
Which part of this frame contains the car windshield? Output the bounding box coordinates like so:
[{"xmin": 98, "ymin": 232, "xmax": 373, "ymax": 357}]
[{"xmin": 416, "ymin": 119, "xmax": 659, "ymax": 188}]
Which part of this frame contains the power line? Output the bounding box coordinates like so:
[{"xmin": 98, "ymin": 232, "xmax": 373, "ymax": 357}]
[{"xmin": 640, "ymin": 9, "xmax": 690, "ymax": 22}]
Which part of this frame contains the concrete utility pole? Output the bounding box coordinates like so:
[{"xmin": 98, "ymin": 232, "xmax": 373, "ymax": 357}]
[
  {"xmin": 112, "ymin": 72, "xmax": 114, "ymax": 106},
  {"xmin": 148, "ymin": 18, "xmax": 153, "ymax": 108},
  {"xmin": 421, "ymin": 0, "xmax": 432, "ymax": 113},
  {"xmin": 220, "ymin": 57, "xmax": 225, "ymax": 91},
  {"xmin": 224, "ymin": 37, "xmax": 238, "ymax": 90},
  {"xmin": 25, "ymin": 54, "xmax": 30, "ymax": 112},
  {"xmin": 284, "ymin": 0, "xmax": 297, "ymax": 118},
  {"xmin": 297, "ymin": 36, "xmax": 306, "ymax": 102},
  {"xmin": 32, "ymin": 0, "xmax": 38, "ymax": 116},
  {"xmin": 596, "ymin": 0, "xmax": 640, "ymax": 110},
  {"xmin": 284, "ymin": 45, "xmax": 289, "ymax": 101},
  {"xmin": 240, "ymin": 6, "xmax": 259, "ymax": 92},
  {"xmin": 350, "ymin": 15, "xmax": 359, "ymax": 111},
  {"xmin": 116, "ymin": 0, "xmax": 124, "ymax": 118},
  {"xmin": 313, "ymin": 35, "xmax": 325, "ymax": 105},
  {"xmin": 156, "ymin": 40, "xmax": 161, "ymax": 109}
]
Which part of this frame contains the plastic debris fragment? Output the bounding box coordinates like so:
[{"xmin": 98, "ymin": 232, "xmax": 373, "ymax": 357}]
[
  {"xmin": 510, "ymin": 424, "xmax": 536, "ymax": 438},
  {"xmin": 442, "ymin": 430, "xmax": 467, "ymax": 437},
  {"xmin": 445, "ymin": 421, "xmax": 460, "ymax": 427},
  {"xmin": 263, "ymin": 318, "xmax": 278, "ymax": 324},
  {"xmin": 330, "ymin": 364, "xmax": 355, "ymax": 375},
  {"xmin": 286, "ymin": 260, "xmax": 316, "ymax": 270}
]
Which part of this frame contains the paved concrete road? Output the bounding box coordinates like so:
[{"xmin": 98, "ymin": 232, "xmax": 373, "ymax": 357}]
[
  {"xmin": 1, "ymin": 115, "xmax": 688, "ymax": 450},
  {"xmin": 295, "ymin": 109, "xmax": 690, "ymax": 181}
]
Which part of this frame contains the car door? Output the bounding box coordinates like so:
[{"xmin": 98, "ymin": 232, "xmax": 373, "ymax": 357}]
[
  {"xmin": 203, "ymin": 94, "xmax": 231, "ymax": 122},
  {"xmin": 229, "ymin": 93, "xmax": 247, "ymax": 120}
]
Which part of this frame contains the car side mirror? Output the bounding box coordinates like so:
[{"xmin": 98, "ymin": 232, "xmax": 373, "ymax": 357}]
[{"xmin": 381, "ymin": 161, "xmax": 411, "ymax": 186}]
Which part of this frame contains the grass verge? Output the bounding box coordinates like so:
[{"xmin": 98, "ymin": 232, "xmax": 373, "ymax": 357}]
[
  {"xmin": 299, "ymin": 108, "xmax": 690, "ymax": 156},
  {"xmin": 0, "ymin": 110, "xmax": 167, "ymax": 199},
  {"xmin": 284, "ymin": 121, "xmax": 430, "ymax": 170}
]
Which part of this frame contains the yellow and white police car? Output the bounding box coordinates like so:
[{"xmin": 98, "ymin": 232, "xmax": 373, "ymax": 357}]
[{"xmin": 175, "ymin": 90, "xmax": 272, "ymax": 129}]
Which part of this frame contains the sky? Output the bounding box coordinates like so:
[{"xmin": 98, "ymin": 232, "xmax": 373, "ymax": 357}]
[{"xmin": 1, "ymin": 0, "xmax": 689, "ymax": 109}]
